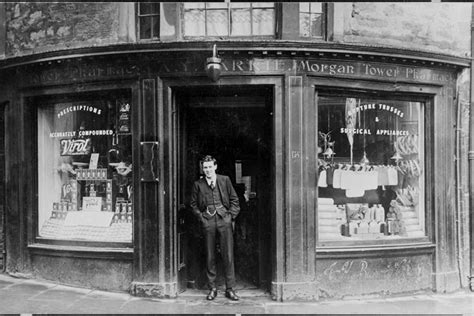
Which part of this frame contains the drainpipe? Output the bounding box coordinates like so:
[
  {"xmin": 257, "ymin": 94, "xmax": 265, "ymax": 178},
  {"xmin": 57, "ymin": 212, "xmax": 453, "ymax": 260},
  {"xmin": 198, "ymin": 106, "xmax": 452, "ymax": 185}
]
[
  {"xmin": 455, "ymin": 89, "xmax": 464, "ymax": 289},
  {"xmin": 469, "ymin": 2, "xmax": 474, "ymax": 292}
]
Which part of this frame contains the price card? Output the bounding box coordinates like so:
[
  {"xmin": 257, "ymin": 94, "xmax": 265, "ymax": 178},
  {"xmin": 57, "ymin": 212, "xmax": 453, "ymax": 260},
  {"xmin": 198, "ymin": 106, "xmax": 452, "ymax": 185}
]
[
  {"xmin": 89, "ymin": 153, "xmax": 99, "ymax": 170},
  {"xmin": 82, "ymin": 196, "xmax": 103, "ymax": 212}
]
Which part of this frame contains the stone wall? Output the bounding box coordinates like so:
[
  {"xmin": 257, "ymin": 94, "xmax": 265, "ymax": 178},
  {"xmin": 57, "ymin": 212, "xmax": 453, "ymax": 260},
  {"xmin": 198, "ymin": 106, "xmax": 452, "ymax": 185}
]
[
  {"xmin": 335, "ymin": 3, "xmax": 471, "ymax": 57},
  {"xmin": 5, "ymin": 2, "xmax": 123, "ymax": 57}
]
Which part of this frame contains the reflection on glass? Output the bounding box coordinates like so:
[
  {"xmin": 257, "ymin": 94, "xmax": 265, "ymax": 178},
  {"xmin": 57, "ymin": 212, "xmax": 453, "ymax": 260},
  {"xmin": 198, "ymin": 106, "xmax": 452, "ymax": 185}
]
[
  {"xmin": 207, "ymin": 10, "xmax": 228, "ymax": 36},
  {"xmin": 183, "ymin": 3, "xmax": 205, "ymax": 9},
  {"xmin": 232, "ymin": 9, "xmax": 251, "ymax": 36},
  {"xmin": 299, "ymin": 2, "xmax": 323, "ymax": 37},
  {"xmin": 139, "ymin": 3, "xmax": 152, "ymax": 15},
  {"xmin": 184, "ymin": 9, "xmax": 205, "ymax": 36},
  {"xmin": 253, "ymin": 9, "xmax": 274, "ymax": 35},
  {"xmin": 252, "ymin": 2, "xmax": 274, "ymax": 8},
  {"xmin": 310, "ymin": 2, "xmax": 322, "ymax": 13},
  {"xmin": 300, "ymin": 13, "xmax": 310, "ymax": 37},
  {"xmin": 317, "ymin": 96, "xmax": 425, "ymax": 241},
  {"xmin": 231, "ymin": 2, "xmax": 251, "ymax": 9},
  {"xmin": 140, "ymin": 16, "xmax": 152, "ymax": 39},
  {"xmin": 183, "ymin": 2, "xmax": 274, "ymax": 37}
]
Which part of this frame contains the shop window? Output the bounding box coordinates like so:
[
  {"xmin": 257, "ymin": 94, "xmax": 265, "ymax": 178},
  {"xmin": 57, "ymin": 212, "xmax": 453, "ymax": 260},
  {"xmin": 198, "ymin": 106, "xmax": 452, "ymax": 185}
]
[
  {"xmin": 183, "ymin": 2, "xmax": 275, "ymax": 37},
  {"xmin": 37, "ymin": 92, "xmax": 133, "ymax": 243},
  {"xmin": 137, "ymin": 2, "xmax": 160, "ymax": 40},
  {"xmin": 299, "ymin": 2, "xmax": 325, "ymax": 38},
  {"xmin": 317, "ymin": 95, "xmax": 425, "ymax": 242}
]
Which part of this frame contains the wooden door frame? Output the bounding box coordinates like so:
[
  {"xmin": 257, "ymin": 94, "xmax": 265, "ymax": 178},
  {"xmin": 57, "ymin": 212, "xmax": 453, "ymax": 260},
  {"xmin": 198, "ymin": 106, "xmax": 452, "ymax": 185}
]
[{"xmin": 162, "ymin": 75, "xmax": 283, "ymax": 293}]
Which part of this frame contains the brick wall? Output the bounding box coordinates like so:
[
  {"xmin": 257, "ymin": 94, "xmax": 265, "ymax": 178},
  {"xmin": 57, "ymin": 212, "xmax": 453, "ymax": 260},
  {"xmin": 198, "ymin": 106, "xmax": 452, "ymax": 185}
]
[{"xmin": 5, "ymin": 2, "xmax": 123, "ymax": 57}]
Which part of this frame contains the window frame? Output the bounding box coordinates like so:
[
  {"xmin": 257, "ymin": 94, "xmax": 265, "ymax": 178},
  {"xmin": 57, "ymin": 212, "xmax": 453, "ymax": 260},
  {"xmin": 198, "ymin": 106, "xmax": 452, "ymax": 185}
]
[
  {"xmin": 25, "ymin": 84, "xmax": 136, "ymax": 250},
  {"xmin": 136, "ymin": 2, "xmax": 160, "ymax": 41},
  {"xmin": 309, "ymin": 78, "xmax": 437, "ymax": 250},
  {"xmin": 298, "ymin": 2, "xmax": 326, "ymax": 39},
  {"xmin": 181, "ymin": 2, "xmax": 278, "ymax": 40}
]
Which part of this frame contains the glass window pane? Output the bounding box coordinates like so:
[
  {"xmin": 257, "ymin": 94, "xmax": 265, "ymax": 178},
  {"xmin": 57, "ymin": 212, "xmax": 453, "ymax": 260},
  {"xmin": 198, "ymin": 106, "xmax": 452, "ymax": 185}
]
[
  {"xmin": 151, "ymin": 16, "xmax": 159, "ymax": 38},
  {"xmin": 140, "ymin": 16, "xmax": 152, "ymax": 39},
  {"xmin": 184, "ymin": 10, "xmax": 205, "ymax": 36},
  {"xmin": 300, "ymin": 13, "xmax": 310, "ymax": 37},
  {"xmin": 252, "ymin": 2, "xmax": 274, "ymax": 8},
  {"xmin": 184, "ymin": 3, "xmax": 205, "ymax": 9},
  {"xmin": 311, "ymin": 13, "xmax": 323, "ymax": 37},
  {"xmin": 139, "ymin": 3, "xmax": 152, "ymax": 15},
  {"xmin": 252, "ymin": 8, "xmax": 274, "ymax": 35},
  {"xmin": 299, "ymin": 2, "xmax": 310, "ymax": 12},
  {"xmin": 317, "ymin": 96, "xmax": 425, "ymax": 241},
  {"xmin": 38, "ymin": 95, "xmax": 133, "ymax": 242},
  {"xmin": 310, "ymin": 2, "xmax": 322, "ymax": 13},
  {"xmin": 206, "ymin": 3, "xmax": 228, "ymax": 9},
  {"xmin": 231, "ymin": 9, "xmax": 251, "ymax": 36},
  {"xmin": 151, "ymin": 2, "xmax": 160, "ymax": 14},
  {"xmin": 207, "ymin": 10, "xmax": 228, "ymax": 36},
  {"xmin": 231, "ymin": 2, "xmax": 251, "ymax": 9}
]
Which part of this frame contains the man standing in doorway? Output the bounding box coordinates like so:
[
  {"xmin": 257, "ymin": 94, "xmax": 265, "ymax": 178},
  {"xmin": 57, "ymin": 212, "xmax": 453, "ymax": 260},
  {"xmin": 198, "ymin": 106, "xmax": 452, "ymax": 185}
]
[{"xmin": 190, "ymin": 155, "xmax": 240, "ymax": 301}]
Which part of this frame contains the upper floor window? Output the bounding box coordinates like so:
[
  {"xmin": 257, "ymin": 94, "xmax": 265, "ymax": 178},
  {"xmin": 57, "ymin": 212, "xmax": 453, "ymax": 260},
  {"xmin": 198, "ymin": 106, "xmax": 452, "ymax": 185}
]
[
  {"xmin": 138, "ymin": 2, "xmax": 160, "ymax": 40},
  {"xmin": 299, "ymin": 2, "xmax": 324, "ymax": 38},
  {"xmin": 183, "ymin": 2, "xmax": 275, "ymax": 37}
]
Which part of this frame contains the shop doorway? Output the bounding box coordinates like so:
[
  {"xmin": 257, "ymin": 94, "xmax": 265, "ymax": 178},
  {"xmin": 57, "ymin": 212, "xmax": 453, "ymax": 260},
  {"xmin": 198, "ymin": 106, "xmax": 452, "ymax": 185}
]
[{"xmin": 176, "ymin": 85, "xmax": 273, "ymax": 294}]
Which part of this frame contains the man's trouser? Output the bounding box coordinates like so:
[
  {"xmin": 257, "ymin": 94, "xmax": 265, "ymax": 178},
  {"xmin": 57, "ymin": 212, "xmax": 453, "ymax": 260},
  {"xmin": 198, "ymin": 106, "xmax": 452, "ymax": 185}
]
[{"xmin": 202, "ymin": 213, "xmax": 235, "ymax": 290}]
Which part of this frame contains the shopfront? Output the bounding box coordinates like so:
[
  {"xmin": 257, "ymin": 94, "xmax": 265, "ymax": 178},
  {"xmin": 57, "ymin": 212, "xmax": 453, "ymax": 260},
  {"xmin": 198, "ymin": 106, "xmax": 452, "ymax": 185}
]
[{"xmin": 0, "ymin": 43, "xmax": 467, "ymax": 300}]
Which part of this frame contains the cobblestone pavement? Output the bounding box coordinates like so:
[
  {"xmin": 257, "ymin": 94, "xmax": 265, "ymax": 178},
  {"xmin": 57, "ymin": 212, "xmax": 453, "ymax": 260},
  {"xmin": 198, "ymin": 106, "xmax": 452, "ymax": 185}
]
[{"xmin": 0, "ymin": 273, "xmax": 472, "ymax": 314}]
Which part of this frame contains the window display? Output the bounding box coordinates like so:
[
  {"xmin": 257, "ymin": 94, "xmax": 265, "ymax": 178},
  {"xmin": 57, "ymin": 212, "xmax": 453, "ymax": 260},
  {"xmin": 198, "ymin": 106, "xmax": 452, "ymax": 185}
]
[
  {"xmin": 317, "ymin": 95, "xmax": 425, "ymax": 241},
  {"xmin": 37, "ymin": 93, "xmax": 133, "ymax": 242}
]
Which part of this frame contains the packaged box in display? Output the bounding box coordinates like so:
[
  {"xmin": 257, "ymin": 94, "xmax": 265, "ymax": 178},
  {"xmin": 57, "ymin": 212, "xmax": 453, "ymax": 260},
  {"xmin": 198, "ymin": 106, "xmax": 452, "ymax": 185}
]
[{"xmin": 76, "ymin": 168, "xmax": 108, "ymax": 181}]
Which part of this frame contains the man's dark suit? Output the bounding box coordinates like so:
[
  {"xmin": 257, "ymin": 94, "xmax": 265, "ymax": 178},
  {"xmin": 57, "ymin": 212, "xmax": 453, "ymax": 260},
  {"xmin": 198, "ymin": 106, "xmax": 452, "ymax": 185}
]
[{"xmin": 190, "ymin": 174, "xmax": 240, "ymax": 290}]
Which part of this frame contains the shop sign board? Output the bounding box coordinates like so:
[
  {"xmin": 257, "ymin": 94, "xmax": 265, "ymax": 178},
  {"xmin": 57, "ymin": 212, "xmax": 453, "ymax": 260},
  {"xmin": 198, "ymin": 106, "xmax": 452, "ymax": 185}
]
[{"xmin": 23, "ymin": 56, "xmax": 457, "ymax": 87}]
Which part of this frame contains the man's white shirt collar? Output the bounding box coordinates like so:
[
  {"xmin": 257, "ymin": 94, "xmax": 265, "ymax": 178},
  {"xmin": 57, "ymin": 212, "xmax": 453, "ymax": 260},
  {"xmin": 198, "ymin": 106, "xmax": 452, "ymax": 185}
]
[{"xmin": 206, "ymin": 176, "xmax": 217, "ymax": 186}]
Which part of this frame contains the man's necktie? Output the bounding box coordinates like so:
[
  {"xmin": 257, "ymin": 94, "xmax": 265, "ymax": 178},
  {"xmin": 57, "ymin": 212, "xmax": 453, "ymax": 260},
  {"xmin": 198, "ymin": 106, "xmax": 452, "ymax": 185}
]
[{"xmin": 210, "ymin": 181, "xmax": 215, "ymax": 190}]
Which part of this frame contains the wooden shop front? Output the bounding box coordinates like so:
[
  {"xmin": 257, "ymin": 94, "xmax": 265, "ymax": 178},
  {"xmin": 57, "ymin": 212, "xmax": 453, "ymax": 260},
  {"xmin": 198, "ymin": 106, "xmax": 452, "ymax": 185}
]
[{"xmin": 0, "ymin": 43, "xmax": 467, "ymax": 300}]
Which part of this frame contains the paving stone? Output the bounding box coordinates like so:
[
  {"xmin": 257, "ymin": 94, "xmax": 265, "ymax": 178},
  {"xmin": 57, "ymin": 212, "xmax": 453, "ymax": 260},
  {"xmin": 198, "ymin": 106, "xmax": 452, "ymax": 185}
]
[
  {"xmin": 29, "ymin": 288, "xmax": 90, "ymax": 301},
  {"xmin": 120, "ymin": 299, "xmax": 187, "ymax": 314},
  {"xmin": 0, "ymin": 273, "xmax": 472, "ymax": 315},
  {"xmin": 65, "ymin": 298, "xmax": 132, "ymax": 314},
  {"xmin": 0, "ymin": 278, "xmax": 14, "ymax": 289}
]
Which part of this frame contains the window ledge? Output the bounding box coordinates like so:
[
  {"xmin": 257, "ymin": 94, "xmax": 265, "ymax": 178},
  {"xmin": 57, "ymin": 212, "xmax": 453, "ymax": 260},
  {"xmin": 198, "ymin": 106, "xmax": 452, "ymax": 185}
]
[
  {"xmin": 316, "ymin": 240, "xmax": 435, "ymax": 259},
  {"xmin": 28, "ymin": 243, "xmax": 133, "ymax": 260}
]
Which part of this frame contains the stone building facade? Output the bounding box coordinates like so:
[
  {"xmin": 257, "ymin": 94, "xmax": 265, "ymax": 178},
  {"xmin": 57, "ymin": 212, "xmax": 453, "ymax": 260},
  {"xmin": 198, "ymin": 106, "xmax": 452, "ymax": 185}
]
[{"xmin": 0, "ymin": 2, "xmax": 471, "ymax": 300}]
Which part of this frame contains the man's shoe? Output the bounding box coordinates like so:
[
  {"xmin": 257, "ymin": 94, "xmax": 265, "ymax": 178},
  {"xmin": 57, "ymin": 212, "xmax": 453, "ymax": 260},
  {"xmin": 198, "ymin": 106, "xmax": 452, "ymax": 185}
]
[
  {"xmin": 225, "ymin": 289, "xmax": 239, "ymax": 301},
  {"xmin": 206, "ymin": 288, "xmax": 217, "ymax": 300}
]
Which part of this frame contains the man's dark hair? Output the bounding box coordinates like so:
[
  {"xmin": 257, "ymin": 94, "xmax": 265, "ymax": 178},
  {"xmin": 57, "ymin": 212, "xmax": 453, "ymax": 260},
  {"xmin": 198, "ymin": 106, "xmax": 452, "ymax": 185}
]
[{"xmin": 202, "ymin": 155, "xmax": 217, "ymax": 165}]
